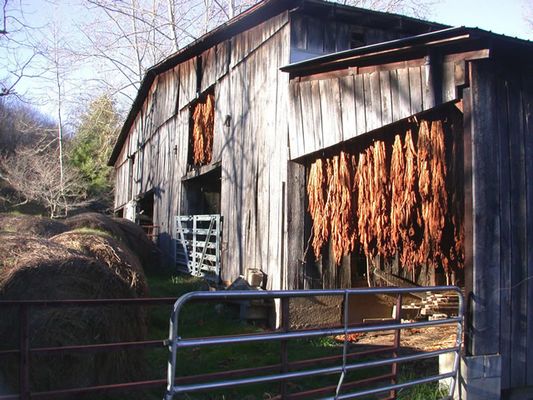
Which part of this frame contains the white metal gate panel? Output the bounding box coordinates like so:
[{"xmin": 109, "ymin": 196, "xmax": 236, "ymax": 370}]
[{"xmin": 175, "ymin": 214, "xmax": 222, "ymax": 281}]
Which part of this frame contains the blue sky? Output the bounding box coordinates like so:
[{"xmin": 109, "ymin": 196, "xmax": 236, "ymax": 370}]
[{"xmin": 432, "ymin": 0, "xmax": 532, "ymax": 40}]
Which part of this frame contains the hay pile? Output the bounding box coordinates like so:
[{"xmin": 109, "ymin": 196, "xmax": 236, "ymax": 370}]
[
  {"xmin": 112, "ymin": 216, "xmax": 161, "ymax": 271},
  {"xmin": 0, "ymin": 232, "xmax": 146, "ymax": 392},
  {"xmin": 0, "ymin": 213, "xmax": 68, "ymax": 238},
  {"xmin": 65, "ymin": 212, "xmax": 160, "ymax": 272},
  {"xmin": 64, "ymin": 212, "xmax": 125, "ymax": 240},
  {"xmin": 50, "ymin": 231, "xmax": 149, "ymax": 297}
]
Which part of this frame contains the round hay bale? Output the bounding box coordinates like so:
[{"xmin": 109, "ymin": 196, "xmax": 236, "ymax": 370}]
[
  {"xmin": 64, "ymin": 213, "xmax": 161, "ymax": 273},
  {"xmin": 0, "ymin": 213, "xmax": 68, "ymax": 238},
  {"xmin": 112, "ymin": 217, "xmax": 161, "ymax": 272},
  {"xmin": 50, "ymin": 231, "xmax": 149, "ymax": 297},
  {"xmin": 0, "ymin": 232, "xmax": 147, "ymax": 394},
  {"xmin": 64, "ymin": 212, "xmax": 125, "ymax": 240}
]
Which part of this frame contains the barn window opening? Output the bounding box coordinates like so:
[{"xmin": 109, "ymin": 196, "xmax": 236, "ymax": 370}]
[{"xmin": 188, "ymin": 87, "xmax": 215, "ymax": 167}]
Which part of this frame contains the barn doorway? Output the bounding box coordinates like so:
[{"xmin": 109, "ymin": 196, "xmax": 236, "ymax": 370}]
[
  {"xmin": 182, "ymin": 166, "xmax": 221, "ymax": 215},
  {"xmin": 137, "ymin": 189, "xmax": 157, "ymax": 241}
]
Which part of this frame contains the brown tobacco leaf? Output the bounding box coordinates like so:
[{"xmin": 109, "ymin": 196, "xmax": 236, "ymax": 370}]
[
  {"xmin": 400, "ymin": 130, "xmax": 420, "ymax": 270},
  {"xmin": 390, "ymin": 134, "xmax": 404, "ymax": 255},
  {"xmin": 328, "ymin": 151, "xmax": 356, "ymax": 265},
  {"xmin": 192, "ymin": 93, "xmax": 215, "ymax": 165},
  {"xmin": 308, "ymin": 158, "xmax": 328, "ymax": 259}
]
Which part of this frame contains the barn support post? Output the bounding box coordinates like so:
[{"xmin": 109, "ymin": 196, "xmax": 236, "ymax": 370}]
[
  {"xmin": 459, "ymin": 60, "xmax": 502, "ymax": 400},
  {"xmin": 286, "ymin": 161, "xmax": 306, "ymax": 290}
]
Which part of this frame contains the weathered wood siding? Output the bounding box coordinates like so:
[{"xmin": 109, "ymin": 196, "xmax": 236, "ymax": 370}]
[
  {"xmin": 113, "ymin": 11, "xmax": 291, "ymax": 288},
  {"xmin": 218, "ymin": 15, "xmax": 290, "ymax": 288},
  {"xmin": 288, "ymin": 60, "xmax": 462, "ymax": 159},
  {"xmin": 289, "ymin": 13, "xmax": 403, "ymax": 63},
  {"xmin": 465, "ymin": 59, "xmax": 533, "ymax": 391}
]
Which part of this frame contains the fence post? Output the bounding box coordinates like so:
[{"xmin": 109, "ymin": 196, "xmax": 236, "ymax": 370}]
[
  {"xmin": 390, "ymin": 293, "xmax": 403, "ymax": 400},
  {"xmin": 280, "ymin": 297, "xmax": 290, "ymax": 398},
  {"xmin": 19, "ymin": 304, "xmax": 30, "ymax": 400}
]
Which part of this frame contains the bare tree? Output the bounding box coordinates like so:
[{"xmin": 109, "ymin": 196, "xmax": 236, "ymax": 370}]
[
  {"xmin": 0, "ymin": 0, "xmax": 44, "ymax": 97},
  {"xmin": 0, "ymin": 146, "xmax": 85, "ymax": 217},
  {"xmin": 0, "ymin": 97, "xmax": 85, "ymax": 216},
  {"xmin": 79, "ymin": 0, "xmax": 245, "ymax": 103}
]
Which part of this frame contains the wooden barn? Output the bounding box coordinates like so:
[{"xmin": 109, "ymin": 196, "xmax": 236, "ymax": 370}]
[{"xmin": 109, "ymin": 0, "xmax": 533, "ymax": 398}]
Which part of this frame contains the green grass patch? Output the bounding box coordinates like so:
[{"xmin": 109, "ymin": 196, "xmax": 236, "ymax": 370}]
[{"xmin": 139, "ymin": 273, "xmax": 447, "ymax": 400}]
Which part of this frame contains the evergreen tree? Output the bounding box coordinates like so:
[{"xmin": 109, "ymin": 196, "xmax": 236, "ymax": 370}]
[{"xmin": 69, "ymin": 95, "xmax": 121, "ymax": 203}]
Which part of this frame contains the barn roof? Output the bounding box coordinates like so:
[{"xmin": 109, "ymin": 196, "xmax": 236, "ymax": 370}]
[
  {"xmin": 109, "ymin": 0, "xmax": 445, "ymax": 165},
  {"xmin": 281, "ymin": 26, "xmax": 533, "ymax": 75}
]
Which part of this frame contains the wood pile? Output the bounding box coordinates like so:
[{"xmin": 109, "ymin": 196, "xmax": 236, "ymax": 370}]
[
  {"xmin": 306, "ymin": 118, "xmax": 464, "ymax": 275},
  {"xmin": 191, "ymin": 93, "xmax": 215, "ymax": 165}
]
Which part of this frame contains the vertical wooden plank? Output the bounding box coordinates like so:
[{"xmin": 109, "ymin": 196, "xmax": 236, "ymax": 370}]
[
  {"xmin": 390, "ymin": 70, "xmax": 400, "ymax": 122},
  {"xmin": 422, "ymin": 62, "xmax": 436, "ymax": 110},
  {"xmin": 200, "ymin": 47, "xmax": 217, "ymax": 92},
  {"xmin": 290, "ymin": 13, "xmax": 307, "ymax": 49},
  {"xmin": 323, "ymin": 241, "xmax": 336, "ymax": 289},
  {"xmin": 275, "ymin": 26, "xmax": 290, "ymax": 291},
  {"xmin": 524, "ymin": 73, "xmax": 533, "ymax": 386},
  {"xmin": 496, "ymin": 78, "xmax": 512, "ymax": 390},
  {"xmin": 300, "ymin": 80, "xmax": 316, "ymax": 155},
  {"xmin": 354, "ymin": 74, "xmax": 366, "ymax": 136},
  {"xmin": 397, "ymin": 68, "xmax": 411, "ymax": 119},
  {"xmin": 380, "ymin": 70, "xmax": 392, "ymax": 126},
  {"xmin": 319, "ymin": 78, "xmax": 343, "ymax": 148},
  {"xmin": 287, "ymin": 161, "xmax": 305, "ymax": 290},
  {"xmin": 339, "ymin": 74, "xmax": 356, "ymax": 141},
  {"xmin": 408, "ymin": 66, "xmax": 423, "ymax": 115},
  {"xmin": 306, "ymin": 16, "xmax": 324, "ymax": 54},
  {"xmin": 366, "ymin": 71, "xmax": 382, "ymax": 131},
  {"xmin": 216, "ymin": 41, "xmax": 230, "ymax": 79},
  {"xmin": 324, "ymin": 21, "xmax": 336, "ymax": 54},
  {"xmin": 213, "ymin": 76, "xmax": 229, "ymax": 164},
  {"xmin": 507, "ymin": 73, "xmax": 528, "ymax": 387},
  {"xmin": 338, "ymin": 255, "xmax": 351, "ymax": 289},
  {"xmin": 335, "ymin": 23, "xmax": 350, "ymax": 52},
  {"xmin": 462, "ymin": 88, "xmax": 474, "ymax": 355},
  {"xmin": 310, "ymin": 80, "xmax": 324, "ymax": 152},
  {"xmin": 442, "ymin": 61, "xmax": 457, "ymax": 102},
  {"xmin": 469, "ymin": 60, "xmax": 501, "ymax": 357},
  {"xmin": 288, "ymin": 82, "xmax": 304, "ymax": 159}
]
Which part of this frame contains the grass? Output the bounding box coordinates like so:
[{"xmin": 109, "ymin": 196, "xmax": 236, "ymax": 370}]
[{"xmin": 135, "ymin": 273, "xmax": 449, "ymax": 400}]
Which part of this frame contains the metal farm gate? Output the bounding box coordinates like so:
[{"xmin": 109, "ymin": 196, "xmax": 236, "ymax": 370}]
[
  {"xmin": 175, "ymin": 214, "xmax": 222, "ymax": 281},
  {"xmin": 165, "ymin": 286, "xmax": 464, "ymax": 400}
]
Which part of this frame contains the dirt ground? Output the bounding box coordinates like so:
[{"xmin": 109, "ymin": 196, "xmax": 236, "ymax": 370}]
[{"xmin": 336, "ymin": 324, "xmax": 459, "ymax": 352}]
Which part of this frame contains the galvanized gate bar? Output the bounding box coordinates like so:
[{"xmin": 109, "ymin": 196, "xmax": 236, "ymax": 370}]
[
  {"xmin": 328, "ymin": 372, "xmax": 456, "ymax": 400},
  {"xmin": 169, "ymin": 347, "xmax": 459, "ymax": 394},
  {"xmin": 165, "ymin": 286, "xmax": 464, "ymax": 400},
  {"xmin": 175, "ymin": 214, "xmax": 222, "ymax": 280},
  {"xmin": 173, "ymin": 317, "xmax": 460, "ymax": 348}
]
